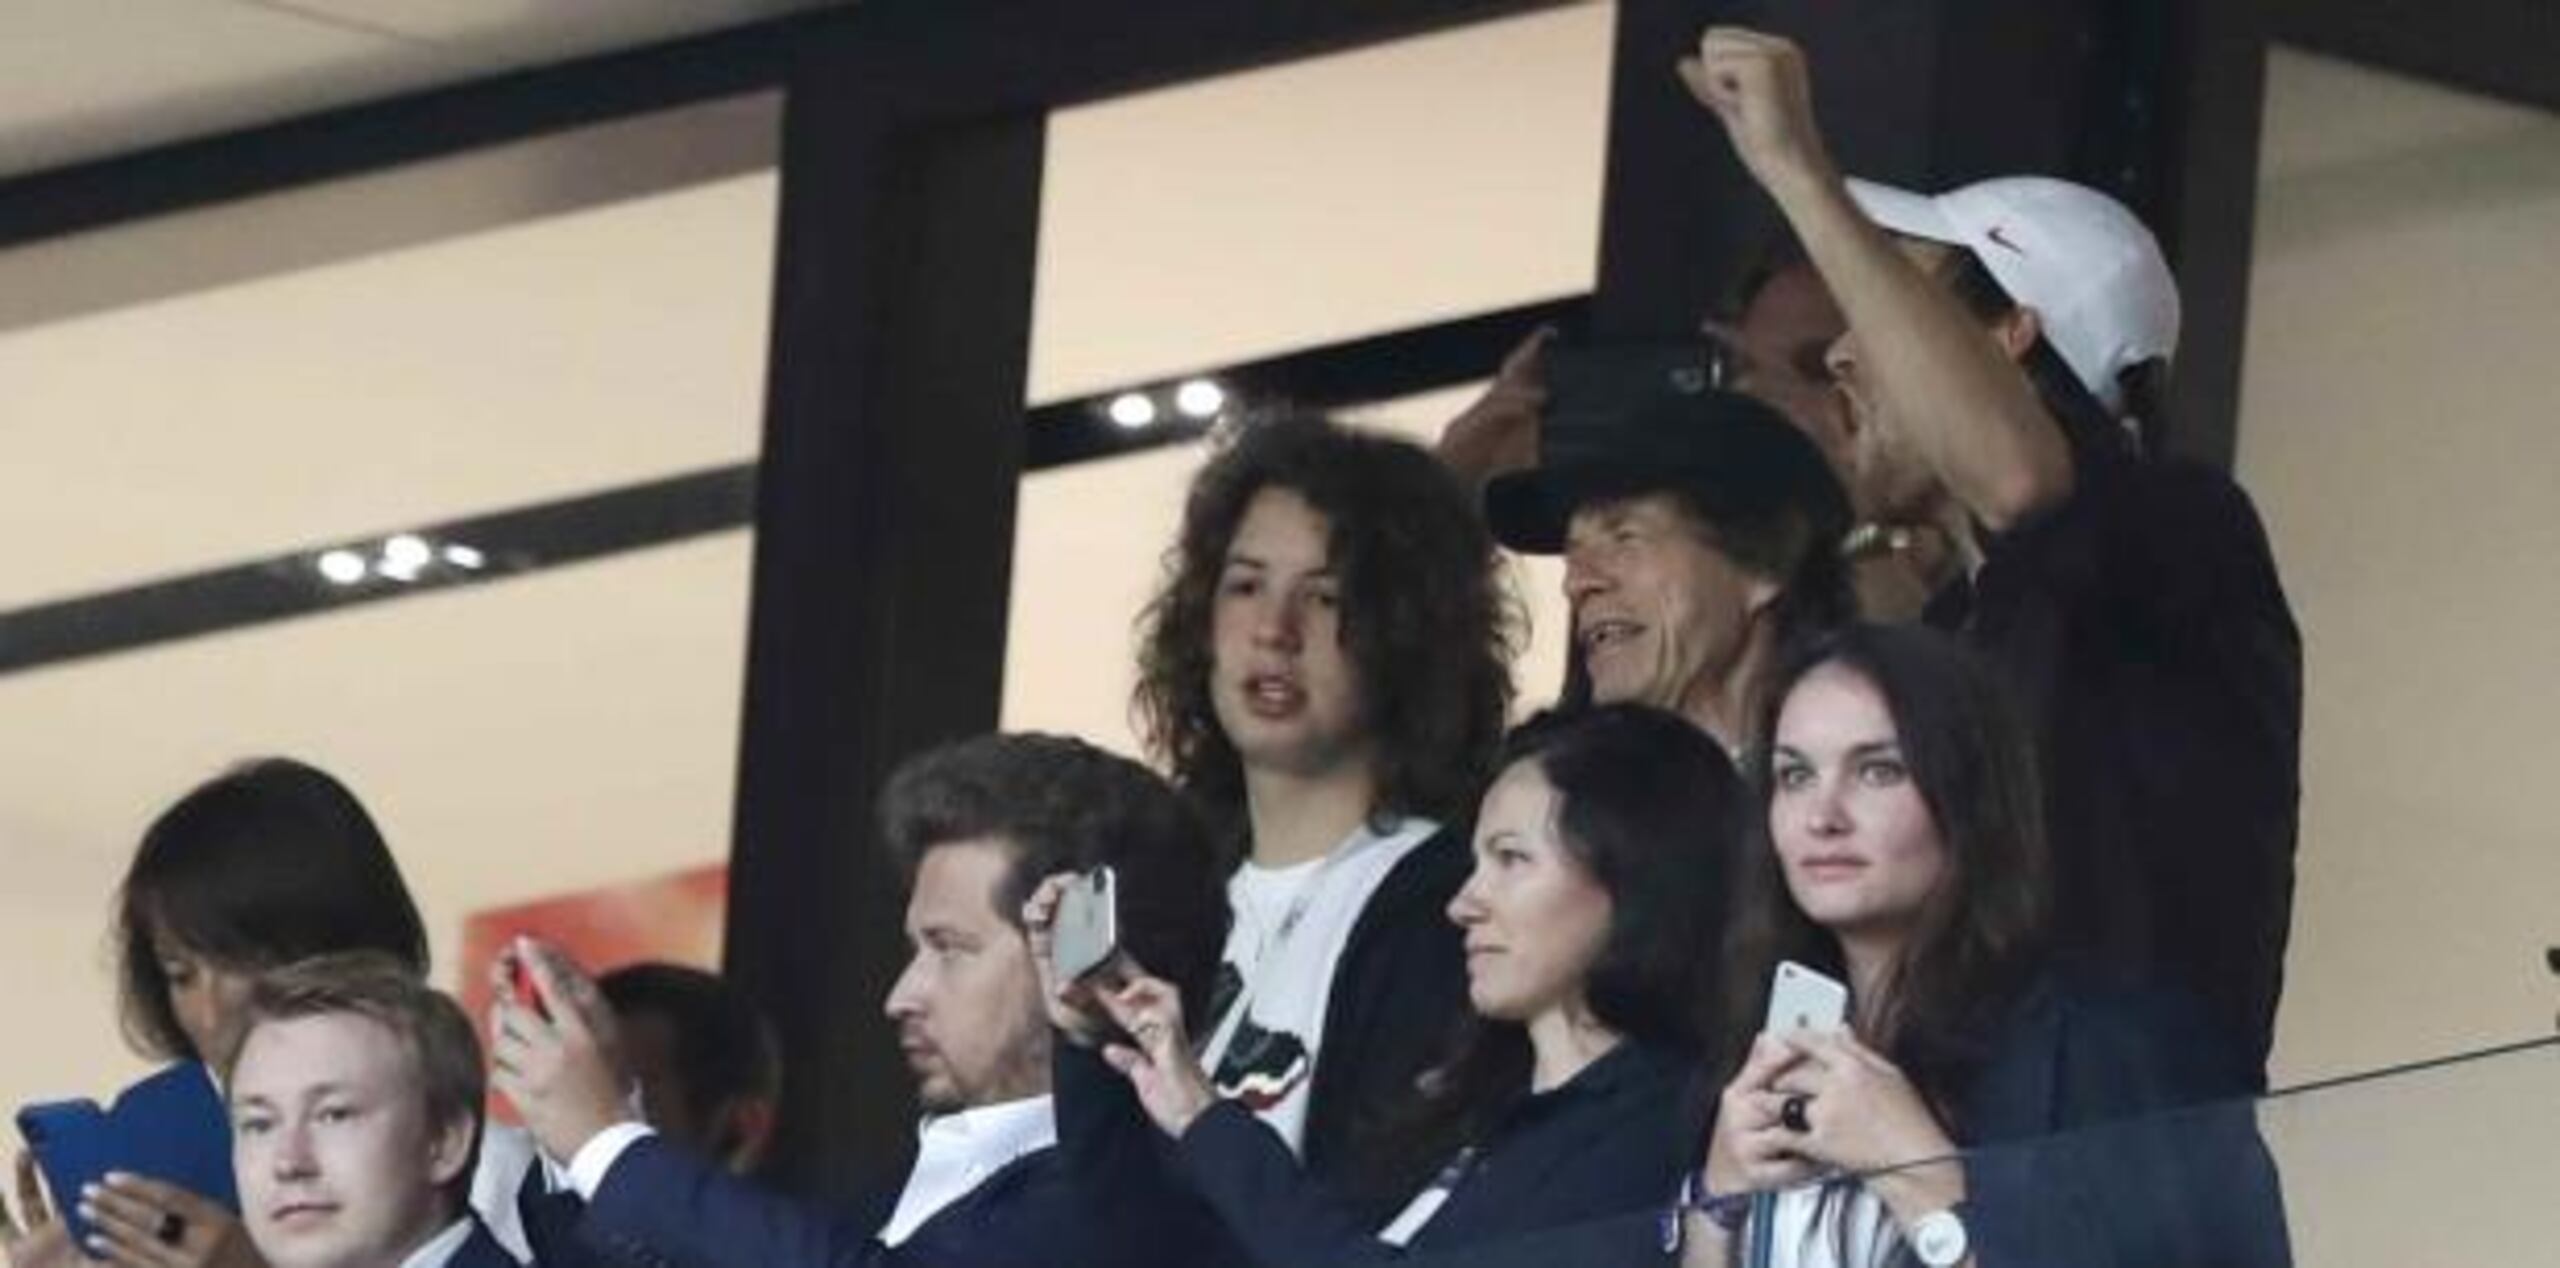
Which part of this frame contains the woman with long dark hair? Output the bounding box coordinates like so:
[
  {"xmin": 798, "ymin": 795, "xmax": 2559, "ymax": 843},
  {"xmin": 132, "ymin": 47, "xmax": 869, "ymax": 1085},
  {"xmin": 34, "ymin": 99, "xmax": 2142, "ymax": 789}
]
[
  {"xmin": 1674, "ymin": 625, "xmax": 2280, "ymax": 1267},
  {"xmin": 3, "ymin": 760, "xmax": 552, "ymax": 1268},
  {"xmin": 1038, "ymin": 704, "xmax": 1743, "ymax": 1264}
]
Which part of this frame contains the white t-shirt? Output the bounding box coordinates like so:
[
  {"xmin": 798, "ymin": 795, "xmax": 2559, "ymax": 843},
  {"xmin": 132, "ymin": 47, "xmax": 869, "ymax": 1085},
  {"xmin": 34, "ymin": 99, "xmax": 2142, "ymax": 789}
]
[{"xmin": 1197, "ymin": 815, "xmax": 1439, "ymax": 1153}]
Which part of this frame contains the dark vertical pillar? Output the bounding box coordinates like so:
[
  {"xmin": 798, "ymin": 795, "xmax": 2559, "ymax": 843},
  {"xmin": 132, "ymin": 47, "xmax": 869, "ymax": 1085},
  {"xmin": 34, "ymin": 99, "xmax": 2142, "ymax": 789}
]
[
  {"xmin": 2146, "ymin": 0, "xmax": 2270, "ymax": 468},
  {"xmin": 721, "ymin": 40, "xmax": 1047, "ymax": 1199},
  {"xmin": 1588, "ymin": 0, "xmax": 1736, "ymax": 340}
]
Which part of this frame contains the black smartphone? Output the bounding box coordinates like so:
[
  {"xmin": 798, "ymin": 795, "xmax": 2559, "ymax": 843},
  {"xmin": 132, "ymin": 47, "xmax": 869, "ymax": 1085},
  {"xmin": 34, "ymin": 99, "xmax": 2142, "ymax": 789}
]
[{"xmin": 1538, "ymin": 343, "xmax": 1720, "ymax": 457}]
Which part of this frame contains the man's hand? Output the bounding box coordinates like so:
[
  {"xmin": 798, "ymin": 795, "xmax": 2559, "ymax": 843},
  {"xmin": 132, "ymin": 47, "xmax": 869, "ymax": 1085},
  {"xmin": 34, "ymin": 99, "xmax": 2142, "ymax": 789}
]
[
  {"xmin": 1434, "ymin": 327, "xmax": 1553, "ymax": 490},
  {"xmin": 1677, "ymin": 28, "xmax": 1836, "ymax": 199},
  {"xmin": 486, "ymin": 938, "xmax": 633, "ymax": 1163}
]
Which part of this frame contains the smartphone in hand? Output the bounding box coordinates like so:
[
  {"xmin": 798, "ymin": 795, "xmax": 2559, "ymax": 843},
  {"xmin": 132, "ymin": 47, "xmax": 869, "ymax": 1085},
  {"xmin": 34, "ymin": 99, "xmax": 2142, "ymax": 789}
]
[
  {"xmin": 506, "ymin": 943, "xmax": 552, "ymax": 1023},
  {"xmin": 1051, "ymin": 867, "xmax": 1121, "ymax": 984},
  {"xmin": 1764, "ymin": 959, "xmax": 1848, "ymax": 1035}
]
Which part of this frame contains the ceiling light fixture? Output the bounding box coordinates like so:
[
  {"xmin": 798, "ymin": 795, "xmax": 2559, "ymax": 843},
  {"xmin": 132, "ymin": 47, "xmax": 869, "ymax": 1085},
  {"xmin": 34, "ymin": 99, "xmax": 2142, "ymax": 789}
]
[
  {"xmin": 316, "ymin": 549, "xmax": 367, "ymax": 586},
  {"xmin": 1106, "ymin": 391, "xmax": 1159, "ymax": 430},
  {"xmin": 1173, "ymin": 379, "xmax": 1225, "ymax": 420}
]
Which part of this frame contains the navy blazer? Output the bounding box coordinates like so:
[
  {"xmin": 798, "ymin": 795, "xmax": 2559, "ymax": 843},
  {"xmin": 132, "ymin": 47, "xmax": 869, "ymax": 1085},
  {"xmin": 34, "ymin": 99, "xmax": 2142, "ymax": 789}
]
[
  {"xmin": 450, "ymin": 1218, "xmax": 526, "ymax": 1268},
  {"xmin": 1174, "ymin": 1042, "xmax": 1694, "ymax": 1267},
  {"xmin": 1954, "ymin": 973, "xmax": 2293, "ymax": 1268},
  {"xmin": 573, "ymin": 1048, "xmax": 1225, "ymax": 1268}
]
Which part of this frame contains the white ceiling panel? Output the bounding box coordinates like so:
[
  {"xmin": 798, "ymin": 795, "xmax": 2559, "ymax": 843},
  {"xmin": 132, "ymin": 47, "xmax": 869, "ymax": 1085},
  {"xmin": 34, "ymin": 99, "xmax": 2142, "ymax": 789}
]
[
  {"xmin": 0, "ymin": 0, "xmax": 450, "ymax": 177},
  {"xmin": 0, "ymin": 0, "xmax": 835, "ymax": 179},
  {"xmin": 281, "ymin": 0, "xmax": 826, "ymax": 49}
]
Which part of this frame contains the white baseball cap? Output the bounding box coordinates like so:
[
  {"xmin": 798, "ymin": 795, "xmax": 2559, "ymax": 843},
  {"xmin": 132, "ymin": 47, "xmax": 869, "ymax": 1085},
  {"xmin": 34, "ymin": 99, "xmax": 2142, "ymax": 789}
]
[{"xmin": 1846, "ymin": 175, "xmax": 2179, "ymax": 414}]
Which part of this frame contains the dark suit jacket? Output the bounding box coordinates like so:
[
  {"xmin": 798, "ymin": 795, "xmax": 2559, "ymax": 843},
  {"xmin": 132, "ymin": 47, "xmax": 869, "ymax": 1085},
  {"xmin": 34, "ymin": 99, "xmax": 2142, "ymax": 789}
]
[
  {"xmin": 1956, "ymin": 973, "xmax": 2293, "ymax": 1268},
  {"xmin": 1297, "ymin": 826, "xmax": 1473, "ymax": 1221},
  {"xmin": 1174, "ymin": 1042, "xmax": 1694, "ymax": 1267},
  {"xmin": 450, "ymin": 1218, "xmax": 527, "ymax": 1268},
  {"xmin": 573, "ymin": 1052, "xmax": 1226, "ymax": 1268}
]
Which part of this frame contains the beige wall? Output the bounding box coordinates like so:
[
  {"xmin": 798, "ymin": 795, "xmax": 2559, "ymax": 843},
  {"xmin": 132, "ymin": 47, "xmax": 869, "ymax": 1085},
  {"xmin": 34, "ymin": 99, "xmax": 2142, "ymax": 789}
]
[{"xmin": 2239, "ymin": 47, "xmax": 2560, "ymax": 1088}]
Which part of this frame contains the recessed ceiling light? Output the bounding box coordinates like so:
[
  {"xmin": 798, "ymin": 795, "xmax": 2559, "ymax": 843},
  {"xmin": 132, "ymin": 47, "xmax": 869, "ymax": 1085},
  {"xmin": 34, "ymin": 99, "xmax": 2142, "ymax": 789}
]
[
  {"xmin": 1106, "ymin": 391, "xmax": 1159, "ymax": 430},
  {"xmin": 382, "ymin": 534, "xmax": 432, "ymax": 570},
  {"xmin": 317, "ymin": 550, "xmax": 367, "ymax": 586},
  {"xmin": 1173, "ymin": 379, "xmax": 1225, "ymax": 419}
]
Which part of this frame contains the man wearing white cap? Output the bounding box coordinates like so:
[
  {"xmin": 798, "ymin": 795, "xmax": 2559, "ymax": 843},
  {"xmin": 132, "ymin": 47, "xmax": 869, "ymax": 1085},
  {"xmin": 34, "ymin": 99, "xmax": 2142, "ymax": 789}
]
[{"xmin": 1679, "ymin": 27, "xmax": 2301, "ymax": 1084}]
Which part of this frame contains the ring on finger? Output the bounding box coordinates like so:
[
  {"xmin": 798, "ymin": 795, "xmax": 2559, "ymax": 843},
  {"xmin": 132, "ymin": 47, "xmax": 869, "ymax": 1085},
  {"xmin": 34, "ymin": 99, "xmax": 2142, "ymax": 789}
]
[
  {"xmin": 155, "ymin": 1211, "xmax": 188, "ymax": 1246},
  {"xmin": 1779, "ymin": 1094, "xmax": 1812, "ymax": 1133}
]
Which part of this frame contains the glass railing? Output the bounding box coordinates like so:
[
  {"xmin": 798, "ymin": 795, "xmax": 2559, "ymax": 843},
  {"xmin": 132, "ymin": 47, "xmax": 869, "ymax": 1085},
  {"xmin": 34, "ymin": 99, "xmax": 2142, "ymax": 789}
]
[{"xmin": 1379, "ymin": 1034, "xmax": 2559, "ymax": 1268}]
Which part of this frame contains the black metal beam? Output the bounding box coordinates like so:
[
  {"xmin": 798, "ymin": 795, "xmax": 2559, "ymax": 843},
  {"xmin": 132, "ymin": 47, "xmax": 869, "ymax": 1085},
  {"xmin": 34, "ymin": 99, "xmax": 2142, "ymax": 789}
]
[
  {"xmin": 1588, "ymin": 0, "xmax": 1734, "ymax": 342},
  {"xmin": 0, "ymin": 469, "xmax": 752, "ymax": 675},
  {"xmin": 2271, "ymin": 0, "xmax": 2560, "ymax": 117},
  {"xmin": 2148, "ymin": 0, "xmax": 2271, "ymax": 468},
  {"xmin": 0, "ymin": 16, "xmax": 824, "ymax": 250},
  {"xmin": 724, "ymin": 72, "xmax": 1047, "ymax": 1200}
]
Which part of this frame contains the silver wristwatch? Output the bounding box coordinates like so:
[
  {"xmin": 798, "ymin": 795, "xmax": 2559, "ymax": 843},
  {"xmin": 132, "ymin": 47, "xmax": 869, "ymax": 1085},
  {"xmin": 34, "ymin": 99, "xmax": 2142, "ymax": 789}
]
[{"xmin": 1908, "ymin": 1207, "xmax": 1970, "ymax": 1267}]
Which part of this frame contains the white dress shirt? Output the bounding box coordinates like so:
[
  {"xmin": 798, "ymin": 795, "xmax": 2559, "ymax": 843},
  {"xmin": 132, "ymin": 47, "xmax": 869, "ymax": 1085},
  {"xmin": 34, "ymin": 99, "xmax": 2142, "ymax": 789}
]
[
  {"xmin": 566, "ymin": 1095, "xmax": 1058, "ymax": 1249},
  {"xmin": 394, "ymin": 1218, "xmax": 476, "ymax": 1268},
  {"xmin": 876, "ymin": 1095, "xmax": 1057, "ymax": 1246}
]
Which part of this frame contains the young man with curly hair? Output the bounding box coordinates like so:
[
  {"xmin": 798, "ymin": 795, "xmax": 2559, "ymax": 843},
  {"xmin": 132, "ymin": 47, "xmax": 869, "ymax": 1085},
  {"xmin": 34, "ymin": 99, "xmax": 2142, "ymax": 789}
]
[{"xmin": 1132, "ymin": 412, "xmax": 1515, "ymax": 1220}]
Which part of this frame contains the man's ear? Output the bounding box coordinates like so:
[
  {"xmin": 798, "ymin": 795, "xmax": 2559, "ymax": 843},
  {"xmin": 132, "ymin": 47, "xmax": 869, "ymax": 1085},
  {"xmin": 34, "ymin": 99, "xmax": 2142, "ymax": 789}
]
[
  {"xmin": 1992, "ymin": 306, "xmax": 2044, "ymax": 363},
  {"xmin": 714, "ymin": 1097, "xmax": 781, "ymax": 1175},
  {"xmin": 1742, "ymin": 573, "xmax": 1784, "ymax": 622},
  {"xmin": 426, "ymin": 1108, "xmax": 477, "ymax": 1190}
]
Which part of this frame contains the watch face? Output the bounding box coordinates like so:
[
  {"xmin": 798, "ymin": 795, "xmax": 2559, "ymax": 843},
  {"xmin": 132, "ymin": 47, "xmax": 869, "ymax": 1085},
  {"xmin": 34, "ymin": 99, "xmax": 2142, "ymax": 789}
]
[{"xmin": 1910, "ymin": 1209, "xmax": 1969, "ymax": 1267}]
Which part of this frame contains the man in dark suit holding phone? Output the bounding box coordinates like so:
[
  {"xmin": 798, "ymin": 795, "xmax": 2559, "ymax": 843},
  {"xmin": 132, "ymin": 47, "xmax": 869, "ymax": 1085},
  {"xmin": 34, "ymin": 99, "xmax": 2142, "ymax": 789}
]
[{"xmin": 488, "ymin": 733, "xmax": 1231, "ymax": 1268}]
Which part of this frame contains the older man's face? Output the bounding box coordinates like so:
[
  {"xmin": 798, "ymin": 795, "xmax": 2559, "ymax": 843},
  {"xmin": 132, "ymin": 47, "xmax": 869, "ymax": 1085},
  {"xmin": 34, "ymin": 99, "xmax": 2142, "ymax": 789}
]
[{"xmin": 1561, "ymin": 493, "xmax": 1773, "ymax": 724}]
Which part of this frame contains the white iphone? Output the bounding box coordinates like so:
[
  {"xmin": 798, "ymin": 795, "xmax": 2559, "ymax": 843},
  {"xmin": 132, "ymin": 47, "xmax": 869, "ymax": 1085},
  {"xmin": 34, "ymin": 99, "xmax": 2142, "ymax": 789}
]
[
  {"xmin": 1763, "ymin": 959, "xmax": 1848, "ymax": 1035},
  {"xmin": 1050, "ymin": 866, "xmax": 1121, "ymax": 983}
]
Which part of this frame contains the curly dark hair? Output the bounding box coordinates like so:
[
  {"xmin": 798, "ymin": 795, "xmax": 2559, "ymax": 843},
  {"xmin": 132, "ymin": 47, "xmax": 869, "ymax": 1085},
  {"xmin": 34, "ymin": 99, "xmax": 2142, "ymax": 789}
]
[
  {"xmin": 1134, "ymin": 413, "xmax": 1516, "ymax": 853},
  {"xmin": 879, "ymin": 732, "xmax": 1230, "ymax": 1022}
]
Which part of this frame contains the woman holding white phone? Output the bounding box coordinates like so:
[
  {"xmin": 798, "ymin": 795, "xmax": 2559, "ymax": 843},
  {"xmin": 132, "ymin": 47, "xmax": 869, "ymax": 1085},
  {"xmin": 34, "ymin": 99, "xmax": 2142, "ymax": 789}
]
[
  {"xmin": 1028, "ymin": 704, "xmax": 1745, "ymax": 1264},
  {"xmin": 1676, "ymin": 624, "xmax": 2283, "ymax": 1268}
]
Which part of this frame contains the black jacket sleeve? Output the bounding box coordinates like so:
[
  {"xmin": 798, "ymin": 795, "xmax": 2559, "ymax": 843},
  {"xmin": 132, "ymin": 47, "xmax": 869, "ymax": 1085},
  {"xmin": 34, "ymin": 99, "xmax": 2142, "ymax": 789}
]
[
  {"xmin": 1175, "ymin": 1102, "xmax": 1405, "ymax": 1268},
  {"xmin": 579, "ymin": 1136, "xmax": 881, "ymax": 1268},
  {"xmin": 1963, "ymin": 980, "xmax": 2293, "ymax": 1268},
  {"xmin": 1299, "ymin": 827, "xmax": 1472, "ymax": 1221}
]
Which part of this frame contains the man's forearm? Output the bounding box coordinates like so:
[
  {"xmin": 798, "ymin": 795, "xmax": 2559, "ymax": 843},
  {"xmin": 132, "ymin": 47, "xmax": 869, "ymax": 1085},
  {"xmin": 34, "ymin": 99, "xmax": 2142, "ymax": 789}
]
[{"xmin": 1767, "ymin": 165, "xmax": 2073, "ymax": 530}]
